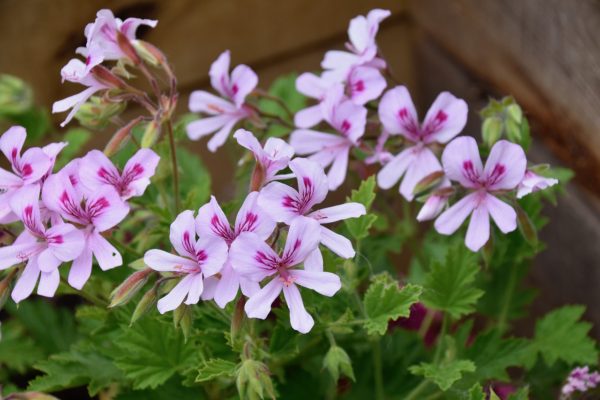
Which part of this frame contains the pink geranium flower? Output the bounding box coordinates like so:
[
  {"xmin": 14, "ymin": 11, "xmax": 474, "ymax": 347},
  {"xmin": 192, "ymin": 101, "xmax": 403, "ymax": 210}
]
[
  {"xmin": 0, "ymin": 184, "xmax": 84, "ymax": 302},
  {"xmin": 377, "ymin": 86, "xmax": 468, "ymax": 200},
  {"xmin": 187, "ymin": 50, "xmax": 258, "ymax": 152},
  {"xmin": 77, "ymin": 9, "xmax": 157, "ymax": 70},
  {"xmin": 0, "ymin": 126, "xmax": 52, "ymax": 222},
  {"xmin": 516, "ymin": 170, "xmax": 558, "ymax": 199},
  {"xmin": 144, "ymin": 210, "xmax": 228, "ymax": 313},
  {"xmin": 258, "ymin": 158, "xmax": 365, "ymax": 259},
  {"xmin": 233, "ymin": 129, "xmax": 294, "ymax": 185},
  {"xmin": 195, "ymin": 192, "xmax": 276, "ymax": 308},
  {"xmin": 416, "ymin": 178, "xmax": 452, "ymax": 222},
  {"xmin": 294, "ymin": 72, "xmax": 337, "ymax": 128},
  {"xmin": 52, "ymin": 59, "xmax": 109, "ymax": 127},
  {"xmin": 79, "ymin": 148, "xmax": 160, "ymax": 200},
  {"xmin": 434, "ymin": 137, "xmax": 527, "ymax": 251},
  {"xmin": 42, "ymin": 163, "xmax": 130, "ymax": 289},
  {"xmin": 290, "ymin": 87, "xmax": 367, "ymax": 190},
  {"xmin": 562, "ymin": 366, "xmax": 600, "ymax": 396},
  {"xmin": 321, "ymin": 9, "xmax": 391, "ymax": 80},
  {"xmin": 230, "ymin": 217, "xmax": 341, "ymax": 333}
]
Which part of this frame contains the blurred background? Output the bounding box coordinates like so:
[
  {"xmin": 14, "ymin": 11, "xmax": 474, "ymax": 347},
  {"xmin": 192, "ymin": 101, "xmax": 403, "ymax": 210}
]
[{"xmin": 0, "ymin": 0, "xmax": 599, "ymax": 338}]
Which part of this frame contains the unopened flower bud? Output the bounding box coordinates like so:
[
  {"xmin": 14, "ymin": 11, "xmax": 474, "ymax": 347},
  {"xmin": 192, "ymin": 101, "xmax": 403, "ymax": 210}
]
[
  {"xmin": 250, "ymin": 162, "xmax": 266, "ymax": 192},
  {"xmin": 104, "ymin": 116, "xmax": 144, "ymax": 157},
  {"xmin": 173, "ymin": 304, "xmax": 193, "ymax": 342},
  {"xmin": 133, "ymin": 40, "xmax": 167, "ymax": 67},
  {"xmin": 110, "ymin": 268, "xmax": 154, "ymax": 308},
  {"xmin": 0, "ymin": 74, "xmax": 33, "ymax": 115},
  {"xmin": 237, "ymin": 360, "xmax": 276, "ymax": 400},
  {"xmin": 505, "ymin": 117, "xmax": 522, "ymax": 143},
  {"xmin": 141, "ymin": 120, "xmax": 161, "ymax": 148},
  {"xmin": 516, "ymin": 204, "xmax": 537, "ymax": 245},
  {"xmin": 506, "ymin": 103, "xmax": 523, "ymax": 124},
  {"xmin": 116, "ymin": 31, "xmax": 142, "ymax": 65},
  {"xmin": 75, "ymin": 96, "xmax": 126, "ymax": 130},
  {"xmin": 92, "ymin": 65, "xmax": 128, "ymax": 90},
  {"xmin": 482, "ymin": 116, "xmax": 503, "ymax": 148},
  {"xmin": 130, "ymin": 286, "xmax": 158, "ymax": 325},
  {"xmin": 413, "ymin": 170, "xmax": 445, "ymax": 196}
]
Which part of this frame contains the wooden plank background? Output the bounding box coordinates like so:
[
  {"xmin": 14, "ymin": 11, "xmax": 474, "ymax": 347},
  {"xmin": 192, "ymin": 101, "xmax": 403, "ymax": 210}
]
[{"xmin": 0, "ymin": 0, "xmax": 599, "ymax": 336}]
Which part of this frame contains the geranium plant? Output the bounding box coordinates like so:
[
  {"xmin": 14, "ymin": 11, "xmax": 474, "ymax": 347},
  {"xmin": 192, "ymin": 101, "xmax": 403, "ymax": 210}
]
[{"xmin": 0, "ymin": 8, "xmax": 597, "ymax": 400}]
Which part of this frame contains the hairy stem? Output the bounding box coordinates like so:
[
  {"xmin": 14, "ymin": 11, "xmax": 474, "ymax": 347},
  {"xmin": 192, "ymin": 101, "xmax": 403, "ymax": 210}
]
[
  {"xmin": 405, "ymin": 380, "xmax": 431, "ymax": 400},
  {"xmin": 165, "ymin": 119, "xmax": 181, "ymax": 213},
  {"xmin": 497, "ymin": 263, "xmax": 518, "ymax": 333},
  {"xmin": 372, "ymin": 337, "xmax": 385, "ymax": 400}
]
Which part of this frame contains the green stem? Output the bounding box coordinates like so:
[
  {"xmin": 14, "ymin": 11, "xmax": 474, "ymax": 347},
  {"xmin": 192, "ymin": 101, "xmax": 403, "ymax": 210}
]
[
  {"xmin": 372, "ymin": 337, "xmax": 384, "ymax": 400},
  {"xmin": 433, "ymin": 314, "xmax": 448, "ymax": 364},
  {"xmin": 165, "ymin": 120, "xmax": 181, "ymax": 213},
  {"xmin": 254, "ymin": 89, "xmax": 295, "ymax": 120},
  {"xmin": 405, "ymin": 380, "xmax": 430, "ymax": 400},
  {"xmin": 497, "ymin": 263, "xmax": 518, "ymax": 333}
]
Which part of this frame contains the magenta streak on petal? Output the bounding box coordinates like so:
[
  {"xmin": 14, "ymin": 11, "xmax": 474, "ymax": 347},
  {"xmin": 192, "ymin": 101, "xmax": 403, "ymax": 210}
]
[
  {"xmin": 235, "ymin": 212, "xmax": 258, "ymax": 235},
  {"xmin": 60, "ymin": 191, "xmax": 88, "ymax": 222},
  {"xmin": 69, "ymin": 174, "xmax": 79, "ymax": 186},
  {"xmin": 47, "ymin": 234, "xmax": 63, "ymax": 245},
  {"xmin": 11, "ymin": 148, "xmax": 18, "ymax": 164},
  {"xmin": 100, "ymin": 23, "xmax": 117, "ymax": 42},
  {"xmin": 282, "ymin": 177, "xmax": 315, "ymax": 215},
  {"xmin": 354, "ymin": 80, "xmax": 365, "ymax": 93},
  {"xmin": 20, "ymin": 164, "xmax": 32, "ymax": 177},
  {"xmin": 486, "ymin": 164, "xmax": 506, "ymax": 187},
  {"xmin": 232, "ymin": 84, "xmax": 239, "ymax": 95},
  {"xmin": 210, "ymin": 214, "xmax": 236, "ymax": 244},
  {"xmin": 23, "ymin": 205, "xmax": 44, "ymax": 236},
  {"xmin": 121, "ymin": 164, "xmax": 144, "ymax": 186},
  {"xmin": 182, "ymin": 231, "xmax": 196, "ymax": 257},
  {"xmin": 397, "ymin": 108, "xmax": 419, "ymax": 138},
  {"xmin": 98, "ymin": 167, "xmax": 121, "ymax": 186},
  {"xmin": 254, "ymin": 250, "xmax": 280, "ymax": 271},
  {"xmin": 420, "ymin": 110, "xmax": 448, "ymax": 139},
  {"xmin": 462, "ymin": 160, "xmax": 480, "ymax": 185},
  {"xmin": 281, "ymin": 239, "xmax": 302, "ymax": 265},
  {"xmin": 340, "ymin": 120, "xmax": 351, "ymax": 136},
  {"xmin": 86, "ymin": 197, "xmax": 110, "ymax": 219}
]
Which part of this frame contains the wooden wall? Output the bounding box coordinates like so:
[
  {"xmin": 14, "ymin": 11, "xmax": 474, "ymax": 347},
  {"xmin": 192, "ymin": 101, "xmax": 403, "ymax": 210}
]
[{"xmin": 0, "ymin": 0, "xmax": 599, "ymax": 335}]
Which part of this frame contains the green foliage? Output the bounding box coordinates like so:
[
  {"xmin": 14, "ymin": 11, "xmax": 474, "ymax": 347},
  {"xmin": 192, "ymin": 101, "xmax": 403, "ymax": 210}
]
[
  {"xmin": 55, "ymin": 128, "xmax": 92, "ymax": 168},
  {"xmin": 196, "ymin": 358, "xmax": 238, "ymax": 382},
  {"xmin": 0, "ymin": 321, "xmax": 44, "ymax": 373},
  {"xmin": 345, "ymin": 176, "xmax": 378, "ymax": 240},
  {"xmin": 363, "ymin": 273, "xmax": 422, "ymax": 335},
  {"xmin": 110, "ymin": 318, "xmax": 199, "ymax": 389},
  {"xmin": 28, "ymin": 343, "xmax": 123, "ymax": 396},
  {"xmin": 258, "ymin": 73, "xmax": 305, "ymax": 138},
  {"xmin": 421, "ymin": 246, "xmax": 484, "ymax": 319},
  {"xmin": 533, "ymin": 305, "xmax": 598, "ymax": 366},
  {"xmin": 410, "ymin": 359, "xmax": 476, "ymax": 391},
  {"xmin": 323, "ymin": 345, "xmax": 355, "ymax": 382}
]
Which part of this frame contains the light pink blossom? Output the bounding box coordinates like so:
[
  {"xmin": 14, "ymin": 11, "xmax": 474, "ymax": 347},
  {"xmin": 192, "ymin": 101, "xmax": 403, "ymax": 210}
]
[
  {"xmin": 52, "ymin": 59, "xmax": 109, "ymax": 127},
  {"xmin": 77, "ymin": 9, "xmax": 157, "ymax": 70},
  {"xmin": 416, "ymin": 179, "xmax": 451, "ymax": 222},
  {"xmin": 233, "ymin": 129, "xmax": 294, "ymax": 184},
  {"xmin": 346, "ymin": 65, "xmax": 386, "ymax": 105},
  {"xmin": 230, "ymin": 217, "xmax": 341, "ymax": 333},
  {"xmin": 144, "ymin": 210, "xmax": 228, "ymax": 313},
  {"xmin": 290, "ymin": 87, "xmax": 367, "ymax": 190},
  {"xmin": 195, "ymin": 192, "xmax": 276, "ymax": 308},
  {"xmin": 0, "ymin": 126, "xmax": 52, "ymax": 223},
  {"xmin": 294, "ymin": 72, "xmax": 337, "ymax": 128},
  {"xmin": 434, "ymin": 137, "xmax": 527, "ymax": 252},
  {"xmin": 561, "ymin": 366, "xmax": 600, "ymax": 396},
  {"xmin": 258, "ymin": 158, "xmax": 365, "ymax": 259},
  {"xmin": 516, "ymin": 170, "xmax": 558, "ymax": 199},
  {"xmin": 377, "ymin": 86, "xmax": 468, "ymax": 200},
  {"xmin": 79, "ymin": 149, "xmax": 160, "ymax": 200},
  {"xmin": 365, "ymin": 130, "xmax": 393, "ymax": 165},
  {"xmin": 42, "ymin": 165, "xmax": 130, "ymax": 289},
  {"xmin": 321, "ymin": 9, "xmax": 391, "ymax": 80},
  {"xmin": 187, "ymin": 50, "xmax": 258, "ymax": 152},
  {"xmin": 0, "ymin": 184, "xmax": 84, "ymax": 302}
]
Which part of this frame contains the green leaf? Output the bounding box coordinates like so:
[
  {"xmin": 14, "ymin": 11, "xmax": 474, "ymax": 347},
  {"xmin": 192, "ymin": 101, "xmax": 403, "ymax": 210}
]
[
  {"xmin": 196, "ymin": 359, "xmax": 238, "ymax": 383},
  {"xmin": 507, "ymin": 387, "xmax": 530, "ymax": 400},
  {"xmin": 363, "ymin": 273, "xmax": 422, "ymax": 335},
  {"xmin": 410, "ymin": 359, "xmax": 475, "ymax": 391},
  {"xmin": 345, "ymin": 176, "xmax": 377, "ymax": 240},
  {"xmin": 28, "ymin": 344, "xmax": 123, "ymax": 396},
  {"xmin": 323, "ymin": 346, "xmax": 355, "ymax": 382},
  {"xmin": 110, "ymin": 317, "xmax": 198, "ymax": 389},
  {"xmin": 533, "ymin": 305, "xmax": 598, "ymax": 366},
  {"xmin": 55, "ymin": 128, "xmax": 92, "ymax": 168},
  {"xmin": 0, "ymin": 321, "xmax": 44, "ymax": 373},
  {"xmin": 421, "ymin": 246, "xmax": 484, "ymax": 319},
  {"xmin": 115, "ymin": 378, "xmax": 204, "ymax": 400},
  {"xmin": 463, "ymin": 331, "xmax": 535, "ymax": 381},
  {"xmin": 7, "ymin": 300, "xmax": 79, "ymax": 353},
  {"xmin": 237, "ymin": 359, "xmax": 277, "ymax": 400},
  {"xmin": 467, "ymin": 383, "xmax": 486, "ymax": 400},
  {"xmin": 259, "ymin": 73, "xmax": 306, "ymax": 115}
]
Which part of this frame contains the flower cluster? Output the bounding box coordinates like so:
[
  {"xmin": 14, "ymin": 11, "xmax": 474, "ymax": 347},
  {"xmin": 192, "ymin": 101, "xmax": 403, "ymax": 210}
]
[
  {"xmin": 144, "ymin": 129, "xmax": 364, "ymax": 333},
  {"xmin": 0, "ymin": 126, "xmax": 159, "ymax": 302},
  {"xmin": 561, "ymin": 366, "xmax": 600, "ymax": 397}
]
